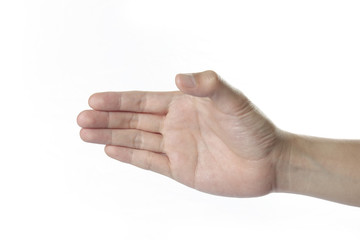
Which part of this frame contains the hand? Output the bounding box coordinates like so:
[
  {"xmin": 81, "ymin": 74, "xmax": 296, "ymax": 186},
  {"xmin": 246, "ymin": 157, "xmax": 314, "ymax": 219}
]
[{"xmin": 77, "ymin": 71, "xmax": 286, "ymax": 197}]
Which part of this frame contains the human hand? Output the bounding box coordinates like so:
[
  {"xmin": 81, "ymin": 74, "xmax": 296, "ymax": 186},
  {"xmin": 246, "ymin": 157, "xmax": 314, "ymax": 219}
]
[{"xmin": 77, "ymin": 71, "xmax": 287, "ymax": 197}]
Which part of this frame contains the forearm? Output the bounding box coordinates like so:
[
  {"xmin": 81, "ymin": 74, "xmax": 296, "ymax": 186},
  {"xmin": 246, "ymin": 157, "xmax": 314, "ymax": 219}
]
[{"xmin": 275, "ymin": 132, "xmax": 360, "ymax": 207}]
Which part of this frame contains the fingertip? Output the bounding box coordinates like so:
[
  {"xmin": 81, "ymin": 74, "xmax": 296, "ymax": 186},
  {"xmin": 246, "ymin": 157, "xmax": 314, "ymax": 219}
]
[
  {"xmin": 79, "ymin": 128, "xmax": 99, "ymax": 143},
  {"xmin": 77, "ymin": 111, "xmax": 85, "ymax": 127},
  {"xmin": 77, "ymin": 110, "xmax": 92, "ymax": 127},
  {"xmin": 79, "ymin": 128, "xmax": 87, "ymax": 142},
  {"xmin": 176, "ymin": 73, "xmax": 196, "ymax": 89},
  {"xmin": 104, "ymin": 145, "xmax": 112, "ymax": 156},
  {"xmin": 88, "ymin": 93, "xmax": 95, "ymax": 108},
  {"xmin": 88, "ymin": 92, "xmax": 102, "ymax": 109},
  {"xmin": 175, "ymin": 73, "xmax": 182, "ymax": 90},
  {"xmin": 104, "ymin": 145, "xmax": 128, "ymax": 163}
]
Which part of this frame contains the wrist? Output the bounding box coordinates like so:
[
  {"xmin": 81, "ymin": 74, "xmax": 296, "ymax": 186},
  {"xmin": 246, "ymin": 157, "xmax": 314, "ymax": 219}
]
[
  {"xmin": 272, "ymin": 130, "xmax": 300, "ymax": 193},
  {"xmin": 271, "ymin": 129, "xmax": 360, "ymax": 206}
]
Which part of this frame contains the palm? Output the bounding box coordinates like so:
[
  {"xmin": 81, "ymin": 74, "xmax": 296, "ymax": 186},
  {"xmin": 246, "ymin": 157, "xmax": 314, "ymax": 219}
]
[
  {"xmin": 78, "ymin": 71, "xmax": 281, "ymax": 197},
  {"xmin": 163, "ymin": 94, "xmax": 277, "ymax": 197}
]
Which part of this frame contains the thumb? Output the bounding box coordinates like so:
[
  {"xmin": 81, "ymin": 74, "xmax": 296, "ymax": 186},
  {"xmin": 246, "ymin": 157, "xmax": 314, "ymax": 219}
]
[{"xmin": 175, "ymin": 70, "xmax": 252, "ymax": 115}]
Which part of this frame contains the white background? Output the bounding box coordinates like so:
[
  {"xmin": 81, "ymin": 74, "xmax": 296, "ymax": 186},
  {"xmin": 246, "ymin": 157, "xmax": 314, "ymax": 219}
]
[{"xmin": 1, "ymin": 0, "xmax": 360, "ymax": 239}]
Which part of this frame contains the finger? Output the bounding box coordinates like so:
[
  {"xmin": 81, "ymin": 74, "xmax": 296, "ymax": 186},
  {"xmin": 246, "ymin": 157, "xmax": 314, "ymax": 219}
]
[
  {"xmin": 175, "ymin": 70, "xmax": 252, "ymax": 115},
  {"xmin": 80, "ymin": 129, "xmax": 164, "ymax": 153},
  {"xmin": 88, "ymin": 91, "xmax": 180, "ymax": 114},
  {"xmin": 77, "ymin": 110, "xmax": 164, "ymax": 133},
  {"xmin": 105, "ymin": 145, "xmax": 171, "ymax": 177}
]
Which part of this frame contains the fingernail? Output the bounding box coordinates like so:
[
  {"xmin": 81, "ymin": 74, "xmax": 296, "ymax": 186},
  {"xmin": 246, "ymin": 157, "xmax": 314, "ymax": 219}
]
[{"xmin": 181, "ymin": 73, "xmax": 196, "ymax": 88}]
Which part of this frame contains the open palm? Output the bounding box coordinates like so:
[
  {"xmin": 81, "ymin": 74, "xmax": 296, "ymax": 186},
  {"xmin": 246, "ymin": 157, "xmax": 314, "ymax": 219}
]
[{"xmin": 78, "ymin": 71, "xmax": 284, "ymax": 197}]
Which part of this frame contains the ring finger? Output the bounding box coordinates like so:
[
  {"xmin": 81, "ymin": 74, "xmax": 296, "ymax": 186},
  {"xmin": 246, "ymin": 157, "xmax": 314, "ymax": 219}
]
[{"xmin": 80, "ymin": 129, "xmax": 164, "ymax": 153}]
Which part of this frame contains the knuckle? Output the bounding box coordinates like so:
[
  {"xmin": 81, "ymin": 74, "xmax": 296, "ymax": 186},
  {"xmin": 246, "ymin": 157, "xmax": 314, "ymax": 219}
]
[
  {"xmin": 133, "ymin": 131, "xmax": 143, "ymax": 149},
  {"xmin": 203, "ymin": 70, "xmax": 220, "ymax": 86},
  {"xmin": 139, "ymin": 93, "xmax": 148, "ymax": 112},
  {"xmin": 129, "ymin": 113, "xmax": 139, "ymax": 129},
  {"xmin": 197, "ymin": 70, "xmax": 221, "ymax": 97},
  {"xmin": 205, "ymin": 70, "xmax": 219, "ymax": 80},
  {"xmin": 143, "ymin": 151, "xmax": 153, "ymax": 171},
  {"xmin": 128, "ymin": 149, "xmax": 135, "ymax": 165}
]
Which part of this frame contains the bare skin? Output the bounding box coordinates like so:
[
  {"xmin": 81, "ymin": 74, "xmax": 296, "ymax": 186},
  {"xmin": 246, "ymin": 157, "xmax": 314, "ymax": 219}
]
[{"xmin": 77, "ymin": 70, "xmax": 360, "ymax": 206}]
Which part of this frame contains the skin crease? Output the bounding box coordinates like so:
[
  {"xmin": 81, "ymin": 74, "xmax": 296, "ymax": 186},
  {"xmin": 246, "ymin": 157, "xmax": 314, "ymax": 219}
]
[{"xmin": 78, "ymin": 70, "xmax": 285, "ymax": 198}]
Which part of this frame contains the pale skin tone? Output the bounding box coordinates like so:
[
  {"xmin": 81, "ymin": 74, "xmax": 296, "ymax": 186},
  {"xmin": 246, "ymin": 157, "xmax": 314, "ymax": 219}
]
[{"xmin": 77, "ymin": 70, "xmax": 360, "ymax": 207}]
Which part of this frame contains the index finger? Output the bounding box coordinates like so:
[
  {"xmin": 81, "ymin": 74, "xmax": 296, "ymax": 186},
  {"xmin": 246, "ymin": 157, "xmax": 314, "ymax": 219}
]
[{"xmin": 89, "ymin": 91, "xmax": 180, "ymax": 114}]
